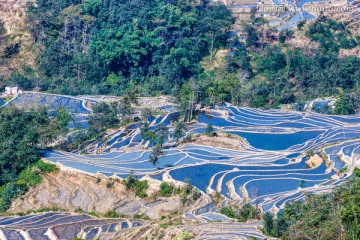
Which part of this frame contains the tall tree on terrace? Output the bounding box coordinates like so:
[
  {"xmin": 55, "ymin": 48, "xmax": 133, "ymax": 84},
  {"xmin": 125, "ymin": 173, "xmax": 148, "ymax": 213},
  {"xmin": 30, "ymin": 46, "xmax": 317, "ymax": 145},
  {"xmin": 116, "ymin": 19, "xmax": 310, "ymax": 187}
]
[
  {"xmin": 199, "ymin": 4, "xmax": 234, "ymax": 64},
  {"xmin": 148, "ymin": 142, "xmax": 165, "ymax": 169},
  {"xmin": 118, "ymin": 94, "xmax": 133, "ymax": 118},
  {"xmin": 174, "ymin": 121, "xmax": 187, "ymax": 142}
]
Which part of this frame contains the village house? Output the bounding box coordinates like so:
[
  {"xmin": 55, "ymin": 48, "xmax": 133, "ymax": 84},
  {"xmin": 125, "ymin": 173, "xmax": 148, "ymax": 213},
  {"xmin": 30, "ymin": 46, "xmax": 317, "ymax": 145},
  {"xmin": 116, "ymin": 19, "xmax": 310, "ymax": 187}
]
[{"xmin": 5, "ymin": 86, "xmax": 22, "ymax": 95}]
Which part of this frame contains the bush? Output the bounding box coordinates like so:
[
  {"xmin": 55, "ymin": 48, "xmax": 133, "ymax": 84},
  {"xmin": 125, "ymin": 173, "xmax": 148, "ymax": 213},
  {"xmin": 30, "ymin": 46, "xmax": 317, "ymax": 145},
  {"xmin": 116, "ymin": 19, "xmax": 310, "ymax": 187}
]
[
  {"xmin": 220, "ymin": 204, "xmax": 257, "ymax": 222},
  {"xmin": 36, "ymin": 160, "xmax": 58, "ymax": 173},
  {"xmin": 106, "ymin": 181, "xmax": 114, "ymax": 188},
  {"xmin": 74, "ymin": 207, "xmax": 84, "ymax": 213},
  {"xmin": 133, "ymin": 213, "xmax": 150, "ymax": 220},
  {"xmin": 16, "ymin": 169, "xmax": 42, "ymax": 187},
  {"xmin": 88, "ymin": 211, "xmax": 99, "ymax": 217},
  {"xmin": 134, "ymin": 180, "xmax": 149, "ymax": 198},
  {"xmin": 103, "ymin": 210, "xmax": 119, "ymax": 218},
  {"xmin": 160, "ymin": 182, "xmax": 175, "ymax": 197},
  {"xmin": 220, "ymin": 207, "xmax": 237, "ymax": 219},
  {"xmin": 123, "ymin": 174, "xmax": 149, "ymax": 198},
  {"xmin": 96, "ymin": 177, "xmax": 101, "ymax": 183}
]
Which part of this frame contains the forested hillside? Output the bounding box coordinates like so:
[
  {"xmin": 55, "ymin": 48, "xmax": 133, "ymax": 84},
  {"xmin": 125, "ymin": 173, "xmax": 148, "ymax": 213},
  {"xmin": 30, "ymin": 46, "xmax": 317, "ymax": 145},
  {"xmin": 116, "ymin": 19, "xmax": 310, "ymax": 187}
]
[
  {"xmin": 18, "ymin": 0, "xmax": 233, "ymax": 95},
  {"xmin": 263, "ymin": 168, "xmax": 360, "ymax": 240},
  {"xmin": 176, "ymin": 16, "xmax": 360, "ymax": 113},
  {"xmin": 0, "ymin": 0, "xmax": 359, "ymax": 113},
  {"xmin": 0, "ymin": 107, "xmax": 65, "ymax": 211}
]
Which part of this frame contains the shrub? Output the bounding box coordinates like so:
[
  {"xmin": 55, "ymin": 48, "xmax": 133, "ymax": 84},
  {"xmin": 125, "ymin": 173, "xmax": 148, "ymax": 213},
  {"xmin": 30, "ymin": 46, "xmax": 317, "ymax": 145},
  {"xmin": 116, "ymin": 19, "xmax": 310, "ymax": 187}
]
[
  {"xmin": 36, "ymin": 160, "xmax": 58, "ymax": 173},
  {"xmin": 123, "ymin": 174, "xmax": 149, "ymax": 198},
  {"xmin": 306, "ymin": 149, "xmax": 315, "ymax": 159},
  {"xmin": 220, "ymin": 207, "xmax": 237, "ymax": 219},
  {"xmin": 133, "ymin": 213, "xmax": 150, "ymax": 220},
  {"xmin": 88, "ymin": 211, "xmax": 99, "ymax": 217},
  {"xmin": 96, "ymin": 177, "xmax": 101, "ymax": 183},
  {"xmin": 103, "ymin": 210, "xmax": 119, "ymax": 218},
  {"xmin": 106, "ymin": 181, "xmax": 114, "ymax": 188},
  {"xmin": 17, "ymin": 168, "xmax": 42, "ymax": 187},
  {"xmin": 160, "ymin": 182, "xmax": 174, "ymax": 197},
  {"xmin": 75, "ymin": 207, "xmax": 84, "ymax": 213},
  {"xmin": 220, "ymin": 204, "xmax": 257, "ymax": 222}
]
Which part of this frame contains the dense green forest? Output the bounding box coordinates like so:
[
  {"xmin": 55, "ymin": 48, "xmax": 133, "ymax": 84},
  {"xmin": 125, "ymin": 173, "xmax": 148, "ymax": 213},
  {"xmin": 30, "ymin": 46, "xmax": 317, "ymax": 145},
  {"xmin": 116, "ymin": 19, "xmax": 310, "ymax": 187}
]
[
  {"xmin": 177, "ymin": 16, "xmax": 360, "ymax": 113},
  {"xmin": 2, "ymin": 1, "xmax": 360, "ymax": 113},
  {"xmin": 0, "ymin": 107, "xmax": 64, "ymax": 211},
  {"xmin": 263, "ymin": 168, "xmax": 360, "ymax": 240},
  {"xmin": 16, "ymin": 0, "xmax": 233, "ymax": 95}
]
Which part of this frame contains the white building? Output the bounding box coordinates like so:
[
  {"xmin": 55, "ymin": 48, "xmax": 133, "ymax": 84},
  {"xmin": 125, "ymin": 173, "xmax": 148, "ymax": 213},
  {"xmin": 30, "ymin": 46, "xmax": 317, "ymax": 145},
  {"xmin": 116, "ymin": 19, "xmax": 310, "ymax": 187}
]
[{"xmin": 5, "ymin": 86, "xmax": 22, "ymax": 95}]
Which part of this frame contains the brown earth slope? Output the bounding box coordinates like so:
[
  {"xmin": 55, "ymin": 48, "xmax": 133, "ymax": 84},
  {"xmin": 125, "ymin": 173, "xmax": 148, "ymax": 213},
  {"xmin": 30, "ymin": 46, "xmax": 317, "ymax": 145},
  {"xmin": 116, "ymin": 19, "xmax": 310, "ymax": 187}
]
[
  {"xmin": 0, "ymin": 0, "xmax": 36, "ymax": 80},
  {"xmin": 9, "ymin": 169, "xmax": 185, "ymax": 219}
]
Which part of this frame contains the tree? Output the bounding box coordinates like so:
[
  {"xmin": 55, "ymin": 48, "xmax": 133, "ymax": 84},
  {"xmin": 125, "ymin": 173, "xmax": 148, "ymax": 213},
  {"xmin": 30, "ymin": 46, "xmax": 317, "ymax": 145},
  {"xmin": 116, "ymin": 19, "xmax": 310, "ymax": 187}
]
[
  {"xmin": 207, "ymin": 87, "xmax": 216, "ymax": 106},
  {"xmin": 244, "ymin": 24, "xmax": 259, "ymax": 48},
  {"xmin": 334, "ymin": 93, "xmax": 359, "ymax": 115},
  {"xmin": 155, "ymin": 124, "xmax": 169, "ymax": 144},
  {"xmin": 299, "ymin": 180, "xmax": 306, "ymax": 189},
  {"xmin": 0, "ymin": 107, "xmax": 61, "ymax": 186},
  {"xmin": 205, "ymin": 124, "xmax": 215, "ymax": 136},
  {"xmin": 140, "ymin": 121, "xmax": 150, "ymax": 141},
  {"xmin": 306, "ymin": 149, "xmax": 315, "ymax": 159},
  {"xmin": 55, "ymin": 106, "xmax": 73, "ymax": 132},
  {"xmin": 148, "ymin": 152, "xmax": 159, "ymax": 168},
  {"xmin": 263, "ymin": 169, "xmax": 360, "ymax": 239},
  {"xmin": 141, "ymin": 108, "xmax": 153, "ymax": 121},
  {"xmin": 263, "ymin": 213, "xmax": 274, "ymax": 236},
  {"xmin": 148, "ymin": 143, "xmax": 165, "ymax": 169},
  {"xmin": 279, "ymin": 29, "xmax": 294, "ymax": 43},
  {"xmin": 89, "ymin": 102, "xmax": 119, "ymax": 131},
  {"xmin": 26, "ymin": 0, "xmax": 233, "ymax": 95},
  {"xmin": 174, "ymin": 121, "xmax": 187, "ymax": 142},
  {"xmin": 340, "ymin": 168, "xmax": 360, "ymax": 238},
  {"xmin": 118, "ymin": 94, "xmax": 133, "ymax": 118},
  {"xmin": 199, "ymin": 5, "xmax": 233, "ymax": 63}
]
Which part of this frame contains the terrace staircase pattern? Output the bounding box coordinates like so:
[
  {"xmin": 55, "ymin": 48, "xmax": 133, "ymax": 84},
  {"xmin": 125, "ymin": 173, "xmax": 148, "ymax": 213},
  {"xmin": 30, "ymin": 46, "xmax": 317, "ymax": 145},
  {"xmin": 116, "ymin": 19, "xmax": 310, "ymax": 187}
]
[
  {"xmin": 6, "ymin": 92, "xmax": 360, "ymax": 237},
  {"xmin": 37, "ymin": 95, "xmax": 360, "ymax": 220},
  {"xmin": 178, "ymin": 221, "xmax": 275, "ymax": 240},
  {"xmin": 0, "ymin": 212, "xmax": 142, "ymax": 240}
]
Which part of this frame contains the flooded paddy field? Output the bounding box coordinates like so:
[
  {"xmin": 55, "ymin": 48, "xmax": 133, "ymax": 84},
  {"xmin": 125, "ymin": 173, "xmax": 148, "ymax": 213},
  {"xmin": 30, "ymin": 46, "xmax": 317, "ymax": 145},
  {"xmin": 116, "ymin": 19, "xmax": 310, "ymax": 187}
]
[
  {"xmin": 34, "ymin": 98, "xmax": 360, "ymax": 217},
  {"xmin": 5, "ymin": 92, "xmax": 360, "ymax": 237}
]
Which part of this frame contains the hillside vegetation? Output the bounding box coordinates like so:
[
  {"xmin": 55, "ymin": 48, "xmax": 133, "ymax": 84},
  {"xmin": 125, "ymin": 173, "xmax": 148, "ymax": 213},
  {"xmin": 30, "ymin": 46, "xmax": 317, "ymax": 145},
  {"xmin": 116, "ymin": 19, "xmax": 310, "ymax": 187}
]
[
  {"xmin": 177, "ymin": 16, "xmax": 360, "ymax": 113},
  {"xmin": 17, "ymin": 0, "xmax": 233, "ymax": 95},
  {"xmin": 263, "ymin": 168, "xmax": 360, "ymax": 240},
  {"xmin": 0, "ymin": 107, "xmax": 67, "ymax": 211},
  {"xmin": 1, "ymin": 1, "xmax": 359, "ymax": 113}
]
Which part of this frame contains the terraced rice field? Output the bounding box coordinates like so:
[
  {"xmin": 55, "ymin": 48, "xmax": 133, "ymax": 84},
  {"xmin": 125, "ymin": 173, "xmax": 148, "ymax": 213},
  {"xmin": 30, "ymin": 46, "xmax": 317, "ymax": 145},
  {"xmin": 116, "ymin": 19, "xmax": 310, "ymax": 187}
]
[
  {"xmin": 7, "ymin": 92, "xmax": 94, "ymax": 129},
  {"xmin": 0, "ymin": 212, "xmax": 142, "ymax": 240},
  {"xmin": 6, "ymin": 93, "xmax": 360, "ymax": 235},
  {"xmin": 39, "ymin": 105, "xmax": 360, "ymax": 219},
  {"xmin": 179, "ymin": 221, "xmax": 271, "ymax": 240}
]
